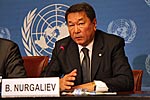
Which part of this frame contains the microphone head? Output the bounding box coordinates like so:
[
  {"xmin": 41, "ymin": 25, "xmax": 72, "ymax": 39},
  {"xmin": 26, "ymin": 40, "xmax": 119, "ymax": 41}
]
[
  {"xmin": 59, "ymin": 42, "xmax": 67, "ymax": 51},
  {"xmin": 60, "ymin": 45, "xmax": 65, "ymax": 51}
]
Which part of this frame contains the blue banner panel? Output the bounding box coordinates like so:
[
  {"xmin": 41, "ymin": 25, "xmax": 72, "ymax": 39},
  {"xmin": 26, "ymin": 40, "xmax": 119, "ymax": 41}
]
[{"xmin": 0, "ymin": 0, "xmax": 150, "ymax": 90}]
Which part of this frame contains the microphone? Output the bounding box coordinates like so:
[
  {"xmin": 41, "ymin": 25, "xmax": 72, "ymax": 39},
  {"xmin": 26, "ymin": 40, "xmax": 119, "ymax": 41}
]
[{"xmin": 44, "ymin": 43, "xmax": 66, "ymax": 76}]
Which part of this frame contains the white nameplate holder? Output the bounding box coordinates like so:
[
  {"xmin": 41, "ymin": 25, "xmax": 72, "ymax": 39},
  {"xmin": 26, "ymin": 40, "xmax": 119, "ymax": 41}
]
[{"xmin": 1, "ymin": 77, "xmax": 60, "ymax": 98}]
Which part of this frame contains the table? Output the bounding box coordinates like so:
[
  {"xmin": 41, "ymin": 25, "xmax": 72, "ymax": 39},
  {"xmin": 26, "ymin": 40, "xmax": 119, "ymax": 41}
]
[{"xmin": 1, "ymin": 91, "xmax": 150, "ymax": 100}]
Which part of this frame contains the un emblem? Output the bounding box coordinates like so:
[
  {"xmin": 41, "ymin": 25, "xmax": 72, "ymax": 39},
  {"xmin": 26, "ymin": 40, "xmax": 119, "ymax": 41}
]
[
  {"xmin": 107, "ymin": 19, "xmax": 137, "ymax": 43},
  {"xmin": 21, "ymin": 4, "xmax": 69, "ymax": 58},
  {"xmin": 145, "ymin": 0, "xmax": 150, "ymax": 7},
  {"xmin": 0, "ymin": 27, "xmax": 10, "ymax": 40},
  {"xmin": 145, "ymin": 55, "xmax": 150, "ymax": 76}
]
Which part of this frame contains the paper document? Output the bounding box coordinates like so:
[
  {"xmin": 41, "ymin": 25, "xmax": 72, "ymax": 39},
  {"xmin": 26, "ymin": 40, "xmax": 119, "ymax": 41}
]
[{"xmin": 61, "ymin": 89, "xmax": 117, "ymax": 96}]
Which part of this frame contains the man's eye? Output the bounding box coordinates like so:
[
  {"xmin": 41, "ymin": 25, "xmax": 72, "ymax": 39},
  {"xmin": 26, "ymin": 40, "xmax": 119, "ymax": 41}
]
[
  {"xmin": 68, "ymin": 24, "xmax": 74, "ymax": 27},
  {"xmin": 79, "ymin": 23, "xmax": 84, "ymax": 25}
]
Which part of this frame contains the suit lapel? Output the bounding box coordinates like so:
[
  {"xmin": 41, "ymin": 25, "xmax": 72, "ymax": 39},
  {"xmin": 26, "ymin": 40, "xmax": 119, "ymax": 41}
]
[
  {"xmin": 91, "ymin": 31, "xmax": 104, "ymax": 80},
  {"xmin": 67, "ymin": 40, "xmax": 83, "ymax": 84},
  {"xmin": 67, "ymin": 40, "xmax": 81, "ymax": 69}
]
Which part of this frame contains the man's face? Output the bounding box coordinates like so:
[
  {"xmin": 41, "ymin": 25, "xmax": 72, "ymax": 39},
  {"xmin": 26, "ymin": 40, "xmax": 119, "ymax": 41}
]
[{"xmin": 67, "ymin": 11, "xmax": 96, "ymax": 46}]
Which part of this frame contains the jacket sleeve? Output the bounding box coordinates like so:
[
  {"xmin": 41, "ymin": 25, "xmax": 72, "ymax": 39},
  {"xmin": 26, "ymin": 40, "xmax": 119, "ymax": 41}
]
[
  {"xmin": 5, "ymin": 42, "xmax": 27, "ymax": 78},
  {"xmin": 41, "ymin": 41, "xmax": 62, "ymax": 77},
  {"xmin": 103, "ymin": 38, "xmax": 134, "ymax": 92}
]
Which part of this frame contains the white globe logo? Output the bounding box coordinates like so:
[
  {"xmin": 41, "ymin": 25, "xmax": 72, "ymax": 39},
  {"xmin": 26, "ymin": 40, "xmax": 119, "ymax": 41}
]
[
  {"xmin": 21, "ymin": 4, "xmax": 69, "ymax": 58},
  {"xmin": 107, "ymin": 19, "xmax": 137, "ymax": 43}
]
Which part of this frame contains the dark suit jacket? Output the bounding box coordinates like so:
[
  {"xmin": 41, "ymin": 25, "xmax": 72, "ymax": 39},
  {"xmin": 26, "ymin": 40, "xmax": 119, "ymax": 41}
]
[
  {"xmin": 44, "ymin": 30, "xmax": 134, "ymax": 91},
  {"xmin": 0, "ymin": 38, "xmax": 26, "ymax": 78}
]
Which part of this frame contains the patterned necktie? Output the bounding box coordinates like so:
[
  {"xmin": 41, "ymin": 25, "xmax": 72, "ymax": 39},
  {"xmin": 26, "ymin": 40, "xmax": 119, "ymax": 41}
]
[{"xmin": 81, "ymin": 48, "xmax": 91, "ymax": 83}]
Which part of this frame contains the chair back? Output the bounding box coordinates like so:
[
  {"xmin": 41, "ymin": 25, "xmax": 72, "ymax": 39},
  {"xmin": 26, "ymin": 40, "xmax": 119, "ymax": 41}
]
[
  {"xmin": 22, "ymin": 56, "xmax": 49, "ymax": 78},
  {"xmin": 132, "ymin": 70, "xmax": 143, "ymax": 91}
]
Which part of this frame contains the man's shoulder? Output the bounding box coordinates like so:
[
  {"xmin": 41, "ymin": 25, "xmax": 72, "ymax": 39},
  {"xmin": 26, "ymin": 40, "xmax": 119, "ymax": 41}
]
[
  {"xmin": 55, "ymin": 36, "xmax": 71, "ymax": 44},
  {"xmin": 0, "ymin": 38, "xmax": 17, "ymax": 46},
  {"xmin": 96, "ymin": 29, "xmax": 124, "ymax": 41},
  {"xmin": 53, "ymin": 36, "xmax": 73, "ymax": 49}
]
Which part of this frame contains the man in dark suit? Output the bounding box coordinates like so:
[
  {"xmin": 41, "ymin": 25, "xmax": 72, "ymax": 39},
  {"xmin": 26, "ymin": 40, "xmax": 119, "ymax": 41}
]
[
  {"xmin": 0, "ymin": 38, "xmax": 26, "ymax": 78},
  {"xmin": 43, "ymin": 2, "xmax": 134, "ymax": 92}
]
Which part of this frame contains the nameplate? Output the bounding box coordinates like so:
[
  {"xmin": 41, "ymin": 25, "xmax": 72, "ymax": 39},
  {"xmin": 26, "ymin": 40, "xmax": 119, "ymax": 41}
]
[{"xmin": 1, "ymin": 77, "xmax": 60, "ymax": 98}]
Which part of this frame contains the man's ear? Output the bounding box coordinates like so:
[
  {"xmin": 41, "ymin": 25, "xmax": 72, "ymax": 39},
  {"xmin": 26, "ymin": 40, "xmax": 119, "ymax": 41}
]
[{"xmin": 92, "ymin": 18, "xmax": 97, "ymax": 31}]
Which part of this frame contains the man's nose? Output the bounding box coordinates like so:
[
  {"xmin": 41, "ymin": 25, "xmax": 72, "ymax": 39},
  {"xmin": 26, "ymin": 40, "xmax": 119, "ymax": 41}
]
[{"xmin": 74, "ymin": 25, "xmax": 80, "ymax": 33}]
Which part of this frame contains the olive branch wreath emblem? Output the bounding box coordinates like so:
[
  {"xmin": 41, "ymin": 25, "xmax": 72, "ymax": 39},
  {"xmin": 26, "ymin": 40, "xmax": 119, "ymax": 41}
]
[{"xmin": 21, "ymin": 8, "xmax": 39, "ymax": 56}]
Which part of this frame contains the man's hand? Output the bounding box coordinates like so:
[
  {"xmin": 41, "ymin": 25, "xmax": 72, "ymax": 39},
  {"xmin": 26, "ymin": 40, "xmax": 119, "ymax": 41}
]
[{"xmin": 60, "ymin": 69, "xmax": 77, "ymax": 91}]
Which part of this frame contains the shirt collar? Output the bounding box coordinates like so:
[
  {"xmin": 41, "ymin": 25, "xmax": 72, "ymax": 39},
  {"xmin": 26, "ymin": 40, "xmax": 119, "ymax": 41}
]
[{"xmin": 78, "ymin": 39, "xmax": 94, "ymax": 53}]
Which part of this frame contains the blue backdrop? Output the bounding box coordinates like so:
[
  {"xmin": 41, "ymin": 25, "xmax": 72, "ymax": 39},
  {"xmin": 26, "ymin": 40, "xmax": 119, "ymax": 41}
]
[{"xmin": 0, "ymin": 0, "xmax": 150, "ymax": 90}]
